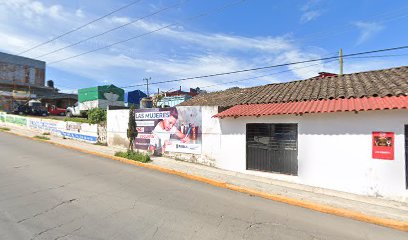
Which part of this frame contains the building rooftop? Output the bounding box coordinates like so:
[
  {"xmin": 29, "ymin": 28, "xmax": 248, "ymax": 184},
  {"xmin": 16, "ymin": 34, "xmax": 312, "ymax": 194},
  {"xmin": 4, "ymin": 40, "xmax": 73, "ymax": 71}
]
[
  {"xmin": 179, "ymin": 65, "xmax": 408, "ymax": 107},
  {"xmin": 0, "ymin": 51, "xmax": 45, "ymax": 69}
]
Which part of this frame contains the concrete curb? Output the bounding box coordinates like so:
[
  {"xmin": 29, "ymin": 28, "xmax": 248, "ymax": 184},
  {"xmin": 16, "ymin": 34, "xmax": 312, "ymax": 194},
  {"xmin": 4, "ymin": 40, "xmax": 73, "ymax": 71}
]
[{"xmin": 3, "ymin": 130, "xmax": 408, "ymax": 232}]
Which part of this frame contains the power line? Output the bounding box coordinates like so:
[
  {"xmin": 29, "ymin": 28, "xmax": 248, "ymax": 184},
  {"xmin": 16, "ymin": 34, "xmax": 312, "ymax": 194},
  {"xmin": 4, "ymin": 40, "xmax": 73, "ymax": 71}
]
[
  {"xmin": 198, "ymin": 53, "xmax": 339, "ymax": 89},
  {"xmin": 200, "ymin": 60, "xmax": 338, "ymax": 90},
  {"xmin": 345, "ymin": 53, "xmax": 408, "ymax": 59},
  {"xmin": 48, "ymin": 0, "xmax": 247, "ymax": 65},
  {"xmin": 35, "ymin": 0, "xmax": 188, "ymax": 59},
  {"xmin": 119, "ymin": 45, "xmax": 408, "ymax": 88},
  {"xmin": 16, "ymin": 0, "xmax": 144, "ymax": 56}
]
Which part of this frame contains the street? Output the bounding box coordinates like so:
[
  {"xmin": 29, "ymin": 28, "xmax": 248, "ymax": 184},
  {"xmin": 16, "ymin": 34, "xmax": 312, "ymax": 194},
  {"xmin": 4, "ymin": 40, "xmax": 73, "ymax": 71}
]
[{"xmin": 0, "ymin": 132, "xmax": 406, "ymax": 240}]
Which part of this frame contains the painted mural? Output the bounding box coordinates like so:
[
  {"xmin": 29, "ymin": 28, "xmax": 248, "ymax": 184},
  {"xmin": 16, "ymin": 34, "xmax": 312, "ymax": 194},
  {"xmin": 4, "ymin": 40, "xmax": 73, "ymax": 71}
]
[{"xmin": 134, "ymin": 106, "xmax": 202, "ymax": 154}]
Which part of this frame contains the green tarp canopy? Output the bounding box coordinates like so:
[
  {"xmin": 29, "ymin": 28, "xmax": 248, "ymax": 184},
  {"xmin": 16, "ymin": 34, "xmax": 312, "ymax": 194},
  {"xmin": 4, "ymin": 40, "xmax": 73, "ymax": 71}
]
[{"xmin": 78, "ymin": 85, "xmax": 124, "ymax": 103}]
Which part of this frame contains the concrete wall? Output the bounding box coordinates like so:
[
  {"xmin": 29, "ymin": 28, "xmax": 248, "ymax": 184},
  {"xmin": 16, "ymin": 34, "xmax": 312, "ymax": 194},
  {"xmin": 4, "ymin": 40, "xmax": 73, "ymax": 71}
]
[
  {"xmin": 218, "ymin": 109, "xmax": 408, "ymax": 200},
  {"xmin": 0, "ymin": 112, "xmax": 98, "ymax": 143},
  {"xmin": 107, "ymin": 106, "xmax": 221, "ymax": 166},
  {"xmin": 200, "ymin": 106, "xmax": 221, "ymax": 165},
  {"xmin": 107, "ymin": 109, "xmax": 130, "ymax": 148}
]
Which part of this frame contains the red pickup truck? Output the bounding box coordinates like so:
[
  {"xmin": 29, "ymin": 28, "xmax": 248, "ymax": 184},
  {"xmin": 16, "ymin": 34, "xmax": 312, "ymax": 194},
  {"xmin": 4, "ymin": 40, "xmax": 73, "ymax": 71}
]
[{"xmin": 47, "ymin": 105, "xmax": 66, "ymax": 116}]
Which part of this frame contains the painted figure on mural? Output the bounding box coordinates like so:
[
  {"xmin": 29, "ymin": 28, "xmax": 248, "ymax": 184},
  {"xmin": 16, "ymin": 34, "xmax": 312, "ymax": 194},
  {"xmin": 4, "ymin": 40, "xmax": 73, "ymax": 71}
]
[{"xmin": 150, "ymin": 108, "xmax": 190, "ymax": 153}]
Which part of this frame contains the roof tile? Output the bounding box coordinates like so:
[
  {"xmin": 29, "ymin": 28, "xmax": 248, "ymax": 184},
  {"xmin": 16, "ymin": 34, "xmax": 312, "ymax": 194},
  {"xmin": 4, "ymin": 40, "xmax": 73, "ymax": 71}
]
[
  {"xmin": 179, "ymin": 66, "xmax": 408, "ymax": 107},
  {"xmin": 214, "ymin": 96, "xmax": 408, "ymax": 118}
]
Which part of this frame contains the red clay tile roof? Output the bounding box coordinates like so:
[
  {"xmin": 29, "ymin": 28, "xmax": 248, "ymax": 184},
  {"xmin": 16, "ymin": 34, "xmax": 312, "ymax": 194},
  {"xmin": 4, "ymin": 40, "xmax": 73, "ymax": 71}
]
[
  {"xmin": 179, "ymin": 66, "xmax": 408, "ymax": 107},
  {"xmin": 214, "ymin": 95, "xmax": 408, "ymax": 118}
]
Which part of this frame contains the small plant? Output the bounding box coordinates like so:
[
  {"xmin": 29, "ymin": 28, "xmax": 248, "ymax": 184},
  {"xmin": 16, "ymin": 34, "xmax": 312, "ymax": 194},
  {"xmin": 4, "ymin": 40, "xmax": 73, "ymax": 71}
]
[
  {"xmin": 0, "ymin": 127, "xmax": 10, "ymax": 131},
  {"xmin": 34, "ymin": 135, "xmax": 50, "ymax": 140},
  {"xmin": 115, "ymin": 150, "xmax": 150, "ymax": 163},
  {"xmin": 42, "ymin": 132, "xmax": 51, "ymax": 135}
]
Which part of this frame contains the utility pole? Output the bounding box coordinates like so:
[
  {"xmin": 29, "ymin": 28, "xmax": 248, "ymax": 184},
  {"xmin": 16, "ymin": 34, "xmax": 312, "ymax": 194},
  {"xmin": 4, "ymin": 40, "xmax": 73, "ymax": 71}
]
[
  {"xmin": 339, "ymin": 48, "xmax": 343, "ymax": 76},
  {"xmin": 144, "ymin": 77, "xmax": 150, "ymax": 96}
]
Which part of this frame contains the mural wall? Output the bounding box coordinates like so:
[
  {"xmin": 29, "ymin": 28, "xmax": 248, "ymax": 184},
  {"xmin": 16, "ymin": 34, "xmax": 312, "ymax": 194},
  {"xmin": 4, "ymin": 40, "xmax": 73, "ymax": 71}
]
[
  {"xmin": 134, "ymin": 106, "xmax": 202, "ymax": 154},
  {"xmin": 0, "ymin": 112, "xmax": 98, "ymax": 143}
]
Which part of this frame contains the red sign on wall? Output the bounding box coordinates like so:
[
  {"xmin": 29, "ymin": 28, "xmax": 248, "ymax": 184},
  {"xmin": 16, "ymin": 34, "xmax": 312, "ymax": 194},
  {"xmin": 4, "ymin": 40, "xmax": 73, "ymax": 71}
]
[{"xmin": 372, "ymin": 132, "xmax": 394, "ymax": 160}]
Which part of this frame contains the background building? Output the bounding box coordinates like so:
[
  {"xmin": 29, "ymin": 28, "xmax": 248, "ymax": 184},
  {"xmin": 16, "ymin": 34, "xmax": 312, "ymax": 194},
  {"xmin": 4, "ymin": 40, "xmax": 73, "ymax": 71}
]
[{"xmin": 0, "ymin": 52, "xmax": 77, "ymax": 111}]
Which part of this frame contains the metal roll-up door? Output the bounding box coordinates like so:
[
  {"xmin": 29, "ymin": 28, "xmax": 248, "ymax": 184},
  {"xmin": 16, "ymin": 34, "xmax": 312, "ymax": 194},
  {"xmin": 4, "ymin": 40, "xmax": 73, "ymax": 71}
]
[{"xmin": 246, "ymin": 123, "xmax": 298, "ymax": 175}]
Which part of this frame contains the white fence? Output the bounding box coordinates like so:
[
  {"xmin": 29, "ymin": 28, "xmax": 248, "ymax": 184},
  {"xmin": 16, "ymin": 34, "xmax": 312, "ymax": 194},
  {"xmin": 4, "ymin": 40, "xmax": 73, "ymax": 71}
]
[{"xmin": 0, "ymin": 112, "xmax": 98, "ymax": 143}]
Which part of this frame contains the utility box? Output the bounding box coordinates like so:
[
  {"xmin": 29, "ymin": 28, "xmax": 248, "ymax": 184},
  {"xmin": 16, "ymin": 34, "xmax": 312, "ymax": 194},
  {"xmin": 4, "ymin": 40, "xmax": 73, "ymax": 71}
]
[{"xmin": 78, "ymin": 85, "xmax": 124, "ymax": 111}]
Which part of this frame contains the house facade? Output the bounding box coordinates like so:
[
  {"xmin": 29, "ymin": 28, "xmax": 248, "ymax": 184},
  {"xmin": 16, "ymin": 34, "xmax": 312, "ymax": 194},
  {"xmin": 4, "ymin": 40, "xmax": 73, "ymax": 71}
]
[{"xmin": 179, "ymin": 66, "xmax": 408, "ymax": 200}]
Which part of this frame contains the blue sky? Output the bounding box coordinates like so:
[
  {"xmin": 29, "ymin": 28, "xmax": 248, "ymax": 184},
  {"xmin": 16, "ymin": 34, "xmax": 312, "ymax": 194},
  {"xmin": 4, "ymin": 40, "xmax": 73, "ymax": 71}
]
[{"xmin": 1, "ymin": 0, "xmax": 408, "ymax": 94}]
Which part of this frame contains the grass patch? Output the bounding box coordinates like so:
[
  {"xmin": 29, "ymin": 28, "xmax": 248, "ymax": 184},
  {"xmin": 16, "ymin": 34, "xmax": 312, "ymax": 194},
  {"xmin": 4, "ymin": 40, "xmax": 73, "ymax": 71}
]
[
  {"xmin": 42, "ymin": 132, "xmax": 51, "ymax": 135},
  {"xmin": 0, "ymin": 127, "xmax": 11, "ymax": 131},
  {"xmin": 64, "ymin": 117, "xmax": 91, "ymax": 124},
  {"xmin": 115, "ymin": 150, "xmax": 151, "ymax": 163},
  {"xmin": 34, "ymin": 135, "xmax": 50, "ymax": 140}
]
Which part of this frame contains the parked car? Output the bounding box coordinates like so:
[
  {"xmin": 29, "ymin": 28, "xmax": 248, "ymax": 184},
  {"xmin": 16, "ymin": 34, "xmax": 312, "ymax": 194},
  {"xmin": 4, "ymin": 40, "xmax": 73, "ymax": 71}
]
[
  {"xmin": 47, "ymin": 105, "xmax": 66, "ymax": 116},
  {"xmin": 14, "ymin": 100, "xmax": 48, "ymax": 116}
]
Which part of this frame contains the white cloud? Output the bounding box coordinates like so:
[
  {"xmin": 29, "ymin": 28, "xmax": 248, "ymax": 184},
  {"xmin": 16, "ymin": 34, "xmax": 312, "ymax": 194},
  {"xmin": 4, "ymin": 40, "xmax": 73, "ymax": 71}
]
[
  {"xmin": 300, "ymin": 0, "xmax": 324, "ymax": 23},
  {"xmin": 300, "ymin": 10, "xmax": 322, "ymax": 23},
  {"xmin": 0, "ymin": 0, "xmax": 327, "ymax": 91},
  {"xmin": 8, "ymin": 0, "xmax": 401, "ymax": 93},
  {"xmin": 272, "ymin": 50, "xmax": 325, "ymax": 79},
  {"xmin": 75, "ymin": 9, "xmax": 85, "ymax": 18},
  {"xmin": 1, "ymin": 0, "xmax": 64, "ymax": 20},
  {"xmin": 353, "ymin": 21, "xmax": 384, "ymax": 45},
  {"xmin": 110, "ymin": 16, "xmax": 132, "ymax": 25}
]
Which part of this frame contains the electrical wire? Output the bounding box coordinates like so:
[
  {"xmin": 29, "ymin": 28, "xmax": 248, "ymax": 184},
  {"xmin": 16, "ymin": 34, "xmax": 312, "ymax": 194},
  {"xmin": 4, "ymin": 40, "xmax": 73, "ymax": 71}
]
[
  {"xmin": 119, "ymin": 45, "xmax": 408, "ymax": 88},
  {"xmin": 199, "ymin": 59, "xmax": 338, "ymax": 90},
  {"xmin": 48, "ymin": 0, "xmax": 247, "ymax": 65},
  {"xmin": 17, "ymin": 0, "xmax": 144, "ymax": 56},
  {"xmin": 345, "ymin": 53, "xmax": 408, "ymax": 59},
  {"xmin": 35, "ymin": 0, "xmax": 188, "ymax": 59}
]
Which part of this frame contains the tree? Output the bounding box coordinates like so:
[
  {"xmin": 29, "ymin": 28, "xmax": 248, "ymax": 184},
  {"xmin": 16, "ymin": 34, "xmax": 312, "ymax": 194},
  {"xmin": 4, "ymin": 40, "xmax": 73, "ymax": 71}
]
[
  {"xmin": 87, "ymin": 108, "xmax": 106, "ymax": 124},
  {"xmin": 127, "ymin": 105, "xmax": 138, "ymax": 151},
  {"xmin": 152, "ymin": 93, "xmax": 164, "ymax": 108}
]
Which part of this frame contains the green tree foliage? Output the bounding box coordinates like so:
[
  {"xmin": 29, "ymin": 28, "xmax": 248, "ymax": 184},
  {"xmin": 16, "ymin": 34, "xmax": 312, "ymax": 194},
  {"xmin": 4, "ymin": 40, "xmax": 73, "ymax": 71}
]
[
  {"xmin": 127, "ymin": 105, "xmax": 138, "ymax": 151},
  {"xmin": 87, "ymin": 108, "xmax": 107, "ymax": 124}
]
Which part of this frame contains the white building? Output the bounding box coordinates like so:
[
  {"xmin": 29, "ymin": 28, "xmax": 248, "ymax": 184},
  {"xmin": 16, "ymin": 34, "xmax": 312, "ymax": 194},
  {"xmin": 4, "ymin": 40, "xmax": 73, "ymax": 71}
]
[{"xmin": 178, "ymin": 66, "xmax": 408, "ymax": 201}]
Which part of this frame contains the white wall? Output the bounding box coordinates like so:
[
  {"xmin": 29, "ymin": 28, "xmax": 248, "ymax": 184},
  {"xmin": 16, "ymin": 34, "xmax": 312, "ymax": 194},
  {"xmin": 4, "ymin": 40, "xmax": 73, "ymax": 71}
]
[
  {"xmin": 0, "ymin": 112, "xmax": 98, "ymax": 143},
  {"xmin": 218, "ymin": 110, "xmax": 408, "ymax": 200},
  {"xmin": 106, "ymin": 106, "xmax": 221, "ymax": 166},
  {"xmin": 107, "ymin": 109, "xmax": 129, "ymax": 148},
  {"xmin": 200, "ymin": 106, "xmax": 221, "ymax": 165}
]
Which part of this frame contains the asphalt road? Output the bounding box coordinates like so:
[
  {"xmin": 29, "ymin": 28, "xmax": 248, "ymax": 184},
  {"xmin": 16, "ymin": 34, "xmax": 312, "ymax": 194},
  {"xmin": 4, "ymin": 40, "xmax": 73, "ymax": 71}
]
[{"xmin": 0, "ymin": 132, "xmax": 407, "ymax": 240}]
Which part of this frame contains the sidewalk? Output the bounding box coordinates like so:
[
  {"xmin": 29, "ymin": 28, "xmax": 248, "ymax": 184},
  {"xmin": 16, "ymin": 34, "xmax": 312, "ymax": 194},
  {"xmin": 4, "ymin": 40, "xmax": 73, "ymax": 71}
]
[{"xmin": 2, "ymin": 126, "xmax": 408, "ymax": 230}]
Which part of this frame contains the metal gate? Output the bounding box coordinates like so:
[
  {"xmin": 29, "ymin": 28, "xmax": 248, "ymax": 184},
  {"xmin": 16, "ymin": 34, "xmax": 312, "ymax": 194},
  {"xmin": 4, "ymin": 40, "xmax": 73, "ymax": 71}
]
[
  {"xmin": 405, "ymin": 125, "xmax": 408, "ymax": 189},
  {"xmin": 246, "ymin": 123, "xmax": 298, "ymax": 175}
]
